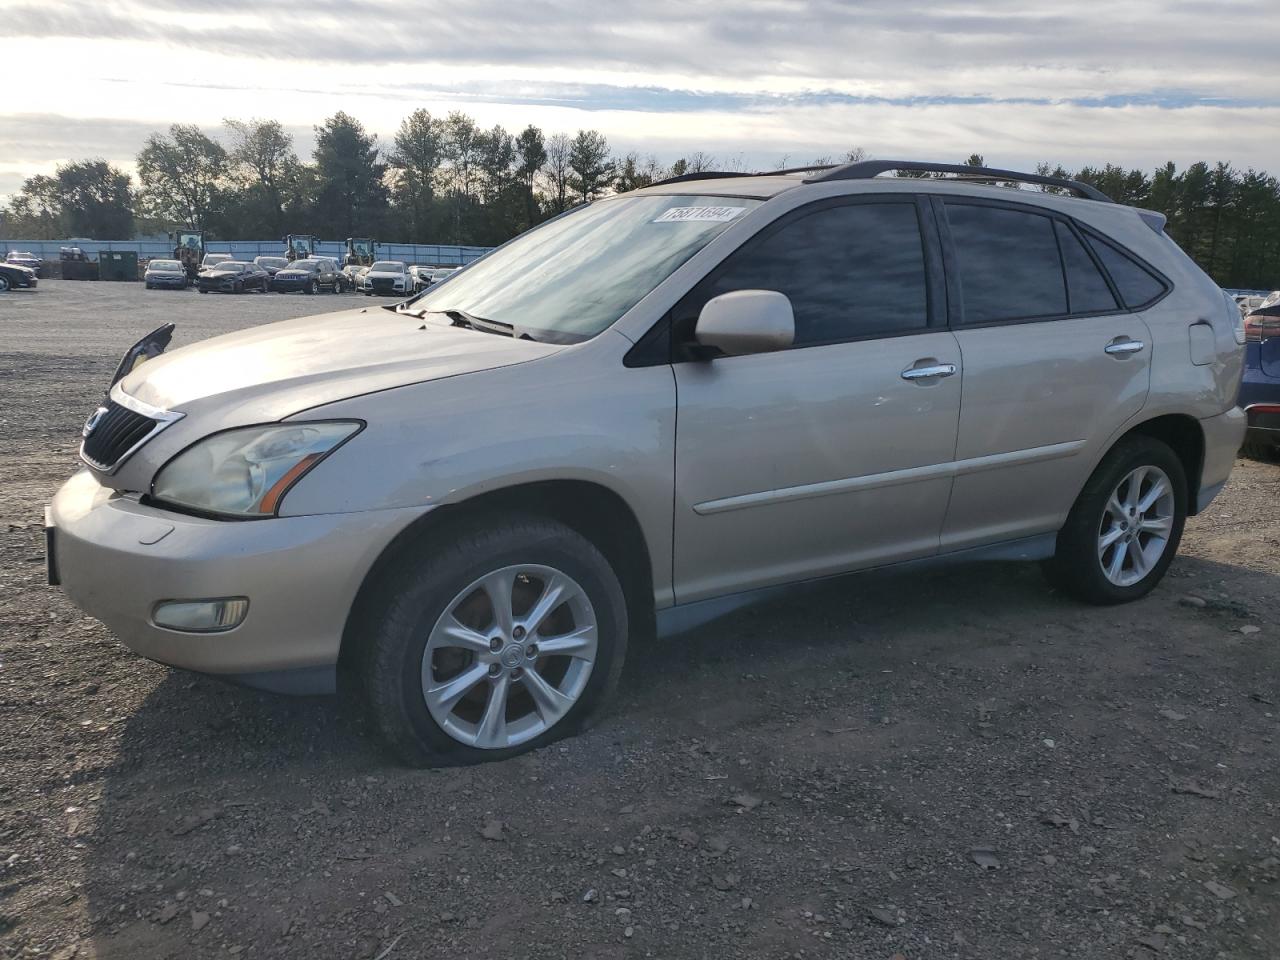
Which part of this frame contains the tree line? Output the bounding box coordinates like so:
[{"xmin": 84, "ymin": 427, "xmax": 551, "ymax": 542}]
[{"xmin": 1, "ymin": 113, "xmax": 1277, "ymax": 289}]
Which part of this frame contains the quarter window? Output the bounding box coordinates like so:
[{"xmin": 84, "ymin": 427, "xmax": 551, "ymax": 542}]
[
  {"xmin": 1084, "ymin": 232, "xmax": 1168, "ymax": 309},
  {"xmin": 1055, "ymin": 221, "xmax": 1118, "ymax": 315},
  {"xmin": 691, "ymin": 201, "xmax": 929, "ymax": 345},
  {"xmin": 945, "ymin": 203, "xmax": 1066, "ymax": 324}
]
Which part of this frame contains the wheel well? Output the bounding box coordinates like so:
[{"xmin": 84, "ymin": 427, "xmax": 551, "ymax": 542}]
[
  {"xmin": 1124, "ymin": 414, "xmax": 1205, "ymax": 512},
  {"xmin": 339, "ymin": 481, "xmax": 656, "ymax": 672}
]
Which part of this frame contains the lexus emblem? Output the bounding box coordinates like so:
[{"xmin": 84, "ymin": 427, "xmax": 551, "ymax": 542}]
[{"xmin": 83, "ymin": 406, "xmax": 109, "ymax": 438}]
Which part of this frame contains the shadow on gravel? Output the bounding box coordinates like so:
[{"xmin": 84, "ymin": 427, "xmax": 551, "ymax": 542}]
[{"xmin": 77, "ymin": 553, "xmax": 1280, "ymax": 958}]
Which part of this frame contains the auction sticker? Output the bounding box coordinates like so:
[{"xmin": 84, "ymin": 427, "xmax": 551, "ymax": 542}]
[{"xmin": 653, "ymin": 206, "xmax": 747, "ymax": 223}]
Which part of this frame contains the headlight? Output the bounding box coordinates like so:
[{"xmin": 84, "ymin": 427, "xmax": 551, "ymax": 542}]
[{"xmin": 152, "ymin": 422, "xmax": 361, "ymax": 517}]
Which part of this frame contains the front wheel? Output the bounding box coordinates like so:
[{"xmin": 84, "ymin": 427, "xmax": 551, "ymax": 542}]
[
  {"xmin": 198, "ymin": 288, "xmax": 208, "ymax": 294},
  {"xmin": 0, "ymin": 276, "xmax": 10, "ymax": 292},
  {"xmin": 1043, "ymin": 435, "xmax": 1187, "ymax": 604},
  {"xmin": 356, "ymin": 516, "xmax": 628, "ymax": 766},
  {"xmin": 307, "ymin": 280, "xmax": 319, "ymax": 295}
]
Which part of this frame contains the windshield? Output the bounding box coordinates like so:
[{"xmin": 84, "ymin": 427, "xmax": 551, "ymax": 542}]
[
  {"xmin": 257, "ymin": 257, "xmax": 287, "ymax": 267},
  {"xmin": 371, "ymin": 261, "xmax": 405, "ymax": 271},
  {"xmin": 412, "ymin": 195, "xmax": 761, "ymax": 342},
  {"xmin": 149, "ymin": 260, "xmax": 181, "ymax": 270},
  {"xmin": 289, "ymin": 259, "xmax": 319, "ymax": 270}
]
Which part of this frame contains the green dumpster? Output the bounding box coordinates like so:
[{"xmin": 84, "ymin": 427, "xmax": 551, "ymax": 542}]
[{"xmin": 98, "ymin": 251, "xmax": 138, "ymax": 282}]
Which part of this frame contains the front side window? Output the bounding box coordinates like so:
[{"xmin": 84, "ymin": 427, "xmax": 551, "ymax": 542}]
[
  {"xmin": 682, "ymin": 200, "xmax": 929, "ymax": 346},
  {"xmin": 412, "ymin": 194, "xmax": 763, "ymax": 343},
  {"xmin": 945, "ymin": 203, "xmax": 1067, "ymax": 324}
]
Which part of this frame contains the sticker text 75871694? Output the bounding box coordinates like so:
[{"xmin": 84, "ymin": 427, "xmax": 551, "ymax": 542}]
[{"xmin": 652, "ymin": 206, "xmax": 747, "ymax": 224}]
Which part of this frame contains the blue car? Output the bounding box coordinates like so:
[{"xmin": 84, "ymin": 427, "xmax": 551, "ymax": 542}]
[{"xmin": 1238, "ymin": 294, "xmax": 1280, "ymax": 459}]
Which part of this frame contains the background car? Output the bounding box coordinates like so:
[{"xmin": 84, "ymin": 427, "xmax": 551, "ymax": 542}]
[
  {"xmin": 271, "ymin": 257, "xmax": 346, "ymax": 294},
  {"xmin": 429, "ymin": 267, "xmax": 458, "ymax": 285},
  {"xmin": 196, "ymin": 260, "xmax": 270, "ymax": 294},
  {"xmin": 361, "ymin": 260, "xmax": 412, "ymax": 296},
  {"xmin": 5, "ymin": 250, "xmax": 43, "ymax": 276},
  {"xmin": 1238, "ymin": 299, "xmax": 1280, "ymax": 459},
  {"xmin": 199, "ymin": 252, "xmax": 232, "ymax": 271},
  {"xmin": 254, "ymin": 255, "xmax": 290, "ymax": 277},
  {"xmin": 0, "ymin": 261, "xmax": 37, "ymax": 292},
  {"xmin": 342, "ymin": 263, "xmax": 369, "ymax": 292},
  {"xmin": 144, "ymin": 259, "xmax": 189, "ymax": 290},
  {"xmin": 409, "ymin": 265, "xmax": 435, "ymax": 292}
]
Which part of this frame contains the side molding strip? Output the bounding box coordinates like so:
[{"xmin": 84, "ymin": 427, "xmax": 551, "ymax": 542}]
[{"xmin": 692, "ymin": 440, "xmax": 1086, "ymax": 516}]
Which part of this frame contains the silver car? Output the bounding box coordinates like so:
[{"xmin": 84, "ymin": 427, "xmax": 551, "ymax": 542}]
[{"xmin": 47, "ymin": 159, "xmax": 1246, "ymax": 765}]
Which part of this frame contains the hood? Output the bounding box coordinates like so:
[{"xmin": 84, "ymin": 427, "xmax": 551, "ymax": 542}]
[
  {"xmin": 366, "ymin": 269, "xmax": 406, "ymax": 279},
  {"xmin": 121, "ymin": 307, "xmax": 564, "ymax": 415},
  {"xmin": 276, "ymin": 268, "xmax": 313, "ymax": 277}
]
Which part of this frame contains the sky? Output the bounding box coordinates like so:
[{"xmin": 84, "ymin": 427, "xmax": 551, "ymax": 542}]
[{"xmin": 1, "ymin": 0, "xmax": 1278, "ymax": 202}]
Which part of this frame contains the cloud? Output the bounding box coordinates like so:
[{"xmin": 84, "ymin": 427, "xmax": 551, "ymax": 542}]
[{"xmin": 2, "ymin": 0, "xmax": 1278, "ymax": 200}]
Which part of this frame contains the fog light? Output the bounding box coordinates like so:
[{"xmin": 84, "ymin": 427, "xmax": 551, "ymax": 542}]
[{"xmin": 153, "ymin": 598, "xmax": 249, "ymax": 633}]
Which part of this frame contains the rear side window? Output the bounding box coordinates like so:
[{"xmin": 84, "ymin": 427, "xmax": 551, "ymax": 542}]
[
  {"xmin": 1083, "ymin": 232, "xmax": 1168, "ymax": 309},
  {"xmin": 694, "ymin": 200, "xmax": 929, "ymax": 345},
  {"xmin": 1055, "ymin": 221, "xmax": 1118, "ymax": 314},
  {"xmin": 945, "ymin": 203, "xmax": 1066, "ymax": 323}
]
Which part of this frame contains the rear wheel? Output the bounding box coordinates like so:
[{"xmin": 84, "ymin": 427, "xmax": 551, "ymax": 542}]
[
  {"xmin": 357, "ymin": 516, "xmax": 628, "ymax": 766},
  {"xmin": 1043, "ymin": 436, "xmax": 1186, "ymax": 604}
]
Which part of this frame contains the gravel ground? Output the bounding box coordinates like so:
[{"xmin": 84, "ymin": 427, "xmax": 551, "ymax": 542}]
[{"xmin": 1, "ymin": 281, "xmax": 1278, "ymax": 960}]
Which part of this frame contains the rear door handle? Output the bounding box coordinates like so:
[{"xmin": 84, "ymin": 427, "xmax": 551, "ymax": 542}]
[
  {"xmin": 1104, "ymin": 338, "xmax": 1145, "ymax": 356},
  {"xmin": 901, "ymin": 362, "xmax": 957, "ymax": 381}
]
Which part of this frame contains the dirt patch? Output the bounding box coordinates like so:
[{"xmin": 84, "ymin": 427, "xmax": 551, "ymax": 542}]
[{"xmin": 1, "ymin": 282, "xmax": 1278, "ymax": 958}]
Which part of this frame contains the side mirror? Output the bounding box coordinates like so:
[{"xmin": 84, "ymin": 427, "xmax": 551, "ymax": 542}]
[{"xmin": 694, "ymin": 290, "xmax": 795, "ymax": 357}]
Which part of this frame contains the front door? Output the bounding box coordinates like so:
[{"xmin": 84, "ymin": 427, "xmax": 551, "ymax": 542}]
[{"xmin": 670, "ymin": 196, "xmax": 963, "ymax": 603}]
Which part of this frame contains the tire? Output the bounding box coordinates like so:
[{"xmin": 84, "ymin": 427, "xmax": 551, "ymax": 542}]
[
  {"xmin": 333, "ymin": 279, "xmax": 344, "ymax": 294},
  {"xmin": 1240, "ymin": 438, "xmax": 1276, "ymax": 462},
  {"xmin": 356, "ymin": 515, "xmax": 628, "ymax": 766},
  {"xmin": 145, "ymin": 283, "xmax": 153, "ymax": 290},
  {"xmin": 233, "ymin": 280, "xmax": 243, "ymax": 294},
  {"xmin": 307, "ymin": 280, "xmax": 319, "ymax": 295},
  {"xmin": 1043, "ymin": 435, "xmax": 1187, "ymax": 605},
  {"xmin": 0, "ymin": 276, "xmax": 10, "ymax": 293},
  {"xmin": 199, "ymin": 288, "xmax": 208, "ymax": 294}
]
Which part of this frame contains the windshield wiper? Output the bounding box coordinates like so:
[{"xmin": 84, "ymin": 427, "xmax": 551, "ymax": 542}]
[{"xmin": 438, "ymin": 308, "xmax": 516, "ymax": 338}]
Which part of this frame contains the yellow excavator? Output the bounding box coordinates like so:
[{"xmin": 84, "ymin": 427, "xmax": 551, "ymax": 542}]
[
  {"xmin": 171, "ymin": 230, "xmax": 204, "ymax": 280},
  {"xmin": 283, "ymin": 235, "xmax": 316, "ymax": 261},
  {"xmin": 344, "ymin": 238, "xmax": 378, "ymax": 267}
]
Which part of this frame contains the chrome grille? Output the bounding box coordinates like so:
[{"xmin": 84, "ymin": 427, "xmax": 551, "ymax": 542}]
[{"xmin": 79, "ymin": 396, "xmax": 180, "ymax": 472}]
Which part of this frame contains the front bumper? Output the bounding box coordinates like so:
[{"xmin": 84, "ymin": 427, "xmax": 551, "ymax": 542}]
[
  {"xmin": 47, "ymin": 470, "xmax": 430, "ymax": 679},
  {"xmin": 272, "ymin": 277, "xmax": 314, "ymax": 292}
]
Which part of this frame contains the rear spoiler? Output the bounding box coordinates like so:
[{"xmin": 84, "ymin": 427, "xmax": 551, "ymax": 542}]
[{"xmin": 1136, "ymin": 209, "xmax": 1167, "ymax": 234}]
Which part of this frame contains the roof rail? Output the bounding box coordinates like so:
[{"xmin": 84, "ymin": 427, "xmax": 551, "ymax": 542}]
[
  {"xmin": 647, "ymin": 171, "xmax": 754, "ymax": 187},
  {"xmin": 647, "ymin": 164, "xmax": 838, "ymax": 188},
  {"xmin": 803, "ymin": 160, "xmax": 1113, "ymax": 202}
]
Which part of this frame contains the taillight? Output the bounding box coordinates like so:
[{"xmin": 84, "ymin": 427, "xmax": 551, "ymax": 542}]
[{"xmin": 1245, "ymin": 314, "xmax": 1280, "ymax": 342}]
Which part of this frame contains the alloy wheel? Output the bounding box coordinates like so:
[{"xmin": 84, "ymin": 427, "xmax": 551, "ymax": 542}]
[
  {"xmin": 421, "ymin": 564, "xmax": 598, "ymax": 749},
  {"xmin": 1097, "ymin": 465, "xmax": 1175, "ymax": 587}
]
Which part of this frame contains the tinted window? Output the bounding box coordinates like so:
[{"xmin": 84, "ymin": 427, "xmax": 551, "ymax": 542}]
[
  {"xmin": 694, "ymin": 201, "xmax": 928, "ymax": 345},
  {"xmin": 1055, "ymin": 221, "xmax": 1118, "ymax": 314},
  {"xmin": 1084, "ymin": 232, "xmax": 1167, "ymax": 309},
  {"xmin": 946, "ymin": 203, "xmax": 1066, "ymax": 324}
]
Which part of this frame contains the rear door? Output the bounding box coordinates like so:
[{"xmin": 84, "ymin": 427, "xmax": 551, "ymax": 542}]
[
  {"xmin": 671, "ymin": 196, "xmax": 963, "ymax": 602},
  {"xmin": 935, "ymin": 198, "xmax": 1154, "ymax": 551}
]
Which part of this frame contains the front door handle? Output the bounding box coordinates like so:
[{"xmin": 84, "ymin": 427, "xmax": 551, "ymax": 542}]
[
  {"xmin": 901, "ymin": 362, "xmax": 957, "ymax": 381},
  {"xmin": 1104, "ymin": 338, "xmax": 1145, "ymax": 356}
]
